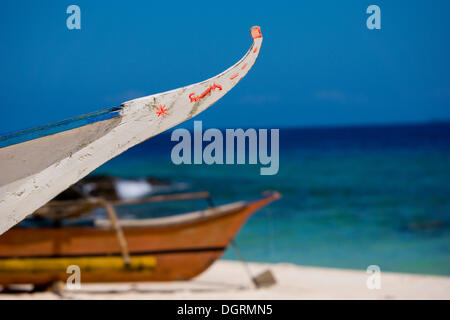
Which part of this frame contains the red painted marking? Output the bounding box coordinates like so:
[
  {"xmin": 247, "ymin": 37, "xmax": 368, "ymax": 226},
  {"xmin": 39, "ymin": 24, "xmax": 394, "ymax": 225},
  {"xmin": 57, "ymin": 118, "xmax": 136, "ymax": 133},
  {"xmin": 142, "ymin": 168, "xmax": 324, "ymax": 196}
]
[
  {"xmin": 189, "ymin": 83, "xmax": 223, "ymax": 103},
  {"xmin": 155, "ymin": 105, "xmax": 168, "ymax": 117},
  {"xmin": 253, "ymin": 46, "xmax": 258, "ymax": 53},
  {"xmin": 230, "ymin": 73, "xmax": 239, "ymax": 80},
  {"xmin": 250, "ymin": 26, "xmax": 262, "ymax": 39},
  {"xmin": 241, "ymin": 63, "xmax": 247, "ymax": 70}
]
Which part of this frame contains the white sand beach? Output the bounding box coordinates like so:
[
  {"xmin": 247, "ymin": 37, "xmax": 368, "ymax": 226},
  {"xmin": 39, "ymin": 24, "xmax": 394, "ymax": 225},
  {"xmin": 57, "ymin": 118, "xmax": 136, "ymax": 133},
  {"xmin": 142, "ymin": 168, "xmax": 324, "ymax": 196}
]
[{"xmin": 1, "ymin": 260, "xmax": 449, "ymax": 300}]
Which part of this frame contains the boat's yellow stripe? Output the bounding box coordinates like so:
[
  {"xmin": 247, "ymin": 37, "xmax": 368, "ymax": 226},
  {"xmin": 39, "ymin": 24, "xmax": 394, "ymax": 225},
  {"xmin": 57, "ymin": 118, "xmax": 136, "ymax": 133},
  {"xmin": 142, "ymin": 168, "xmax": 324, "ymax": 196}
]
[{"xmin": 0, "ymin": 255, "xmax": 156, "ymax": 273}]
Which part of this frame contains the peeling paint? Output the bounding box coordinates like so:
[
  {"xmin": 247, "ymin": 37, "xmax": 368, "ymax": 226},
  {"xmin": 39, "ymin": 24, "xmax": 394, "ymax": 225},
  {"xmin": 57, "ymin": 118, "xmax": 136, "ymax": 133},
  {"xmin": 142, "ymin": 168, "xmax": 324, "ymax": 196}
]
[{"xmin": 0, "ymin": 26, "xmax": 263, "ymax": 234}]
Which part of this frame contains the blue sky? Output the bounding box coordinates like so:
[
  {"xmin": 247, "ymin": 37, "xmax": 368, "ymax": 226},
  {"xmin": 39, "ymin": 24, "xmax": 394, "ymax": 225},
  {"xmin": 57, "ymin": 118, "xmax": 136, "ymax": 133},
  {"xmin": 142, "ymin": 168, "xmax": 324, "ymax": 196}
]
[{"xmin": 0, "ymin": 0, "xmax": 449, "ymax": 133}]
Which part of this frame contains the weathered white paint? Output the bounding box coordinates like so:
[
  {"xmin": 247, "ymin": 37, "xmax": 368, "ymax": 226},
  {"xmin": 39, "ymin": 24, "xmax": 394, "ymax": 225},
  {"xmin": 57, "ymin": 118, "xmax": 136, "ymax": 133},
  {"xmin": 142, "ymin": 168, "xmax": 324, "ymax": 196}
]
[{"xmin": 0, "ymin": 27, "xmax": 263, "ymax": 234}]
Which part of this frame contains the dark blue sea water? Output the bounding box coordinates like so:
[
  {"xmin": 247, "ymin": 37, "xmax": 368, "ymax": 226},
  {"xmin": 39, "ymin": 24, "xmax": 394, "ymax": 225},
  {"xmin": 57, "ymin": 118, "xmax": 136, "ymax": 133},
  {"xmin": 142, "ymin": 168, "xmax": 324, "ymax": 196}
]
[{"xmin": 93, "ymin": 122, "xmax": 450, "ymax": 276}]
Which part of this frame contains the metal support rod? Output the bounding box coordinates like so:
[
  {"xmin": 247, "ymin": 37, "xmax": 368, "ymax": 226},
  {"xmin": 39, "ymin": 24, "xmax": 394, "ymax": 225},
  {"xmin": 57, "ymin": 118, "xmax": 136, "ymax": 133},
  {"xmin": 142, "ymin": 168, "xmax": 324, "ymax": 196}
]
[
  {"xmin": 206, "ymin": 196, "xmax": 215, "ymax": 208},
  {"xmin": 231, "ymin": 240, "xmax": 258, "ymax": 288}
]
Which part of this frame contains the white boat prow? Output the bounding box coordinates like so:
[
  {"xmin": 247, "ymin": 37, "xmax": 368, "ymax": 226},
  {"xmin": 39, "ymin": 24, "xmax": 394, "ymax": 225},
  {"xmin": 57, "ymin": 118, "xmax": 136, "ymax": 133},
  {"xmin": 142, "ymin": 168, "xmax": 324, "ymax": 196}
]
[{"xmin": 0, "ymin": 26, "xmax": 263, "ymax": 234}]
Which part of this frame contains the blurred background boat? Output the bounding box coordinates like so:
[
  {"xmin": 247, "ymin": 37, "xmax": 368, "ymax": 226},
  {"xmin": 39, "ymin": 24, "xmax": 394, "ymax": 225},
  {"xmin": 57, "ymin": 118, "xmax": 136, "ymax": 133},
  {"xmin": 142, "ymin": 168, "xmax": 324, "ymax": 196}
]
[{"xmin": 0, "ymin": 175, "xmax": 280, "ymax": 286}]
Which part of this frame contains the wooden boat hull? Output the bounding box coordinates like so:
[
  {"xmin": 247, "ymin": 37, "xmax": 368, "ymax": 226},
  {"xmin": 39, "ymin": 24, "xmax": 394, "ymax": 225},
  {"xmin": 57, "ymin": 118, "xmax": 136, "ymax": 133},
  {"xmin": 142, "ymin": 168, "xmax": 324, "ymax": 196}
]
[
  {"xmin": 0, "ymin": 193, "xmax": 279, "ymax": 285},
  {"xmin": 0, "ymin": 26, "xmax": 263, "ymax": 234}
]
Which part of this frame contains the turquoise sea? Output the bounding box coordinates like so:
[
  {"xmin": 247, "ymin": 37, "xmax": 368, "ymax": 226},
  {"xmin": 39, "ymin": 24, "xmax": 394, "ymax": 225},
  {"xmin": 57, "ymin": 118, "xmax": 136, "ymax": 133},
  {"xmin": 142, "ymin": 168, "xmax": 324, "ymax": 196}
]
[{"xmin": 93, "ymin": 122, "xmax": 450, "ymax": 276}]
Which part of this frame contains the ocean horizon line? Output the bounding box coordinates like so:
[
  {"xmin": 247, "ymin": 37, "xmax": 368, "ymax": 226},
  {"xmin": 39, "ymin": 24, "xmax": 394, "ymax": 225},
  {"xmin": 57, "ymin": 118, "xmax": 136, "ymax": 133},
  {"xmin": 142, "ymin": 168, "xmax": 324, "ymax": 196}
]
[{"xmin": 170, "ymin": 118, "xmax": 450, "ymax": 132}]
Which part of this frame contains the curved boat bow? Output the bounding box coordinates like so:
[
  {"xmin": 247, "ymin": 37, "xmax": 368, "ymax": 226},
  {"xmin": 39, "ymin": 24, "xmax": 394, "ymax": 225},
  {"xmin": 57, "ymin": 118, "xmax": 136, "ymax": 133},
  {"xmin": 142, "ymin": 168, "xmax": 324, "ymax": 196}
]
[{"xmin": 0, "ymin": 26, "xmax": 263, "ymax": 234}]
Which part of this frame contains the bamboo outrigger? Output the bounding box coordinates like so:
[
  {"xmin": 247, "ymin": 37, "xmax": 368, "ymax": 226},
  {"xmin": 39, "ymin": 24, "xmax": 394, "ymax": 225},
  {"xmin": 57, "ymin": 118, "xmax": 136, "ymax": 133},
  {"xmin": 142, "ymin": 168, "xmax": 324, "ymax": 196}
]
[{"xmin": 0, "ymin": 26, "xmax": 263, "ymax": 234}]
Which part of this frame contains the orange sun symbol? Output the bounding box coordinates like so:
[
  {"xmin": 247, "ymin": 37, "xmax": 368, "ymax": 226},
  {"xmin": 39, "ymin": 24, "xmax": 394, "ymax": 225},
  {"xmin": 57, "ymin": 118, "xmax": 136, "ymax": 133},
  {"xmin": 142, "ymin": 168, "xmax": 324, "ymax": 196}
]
[{"xmin": 155, "ymin": 105, "xmax": 168, "ymax": 117}]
